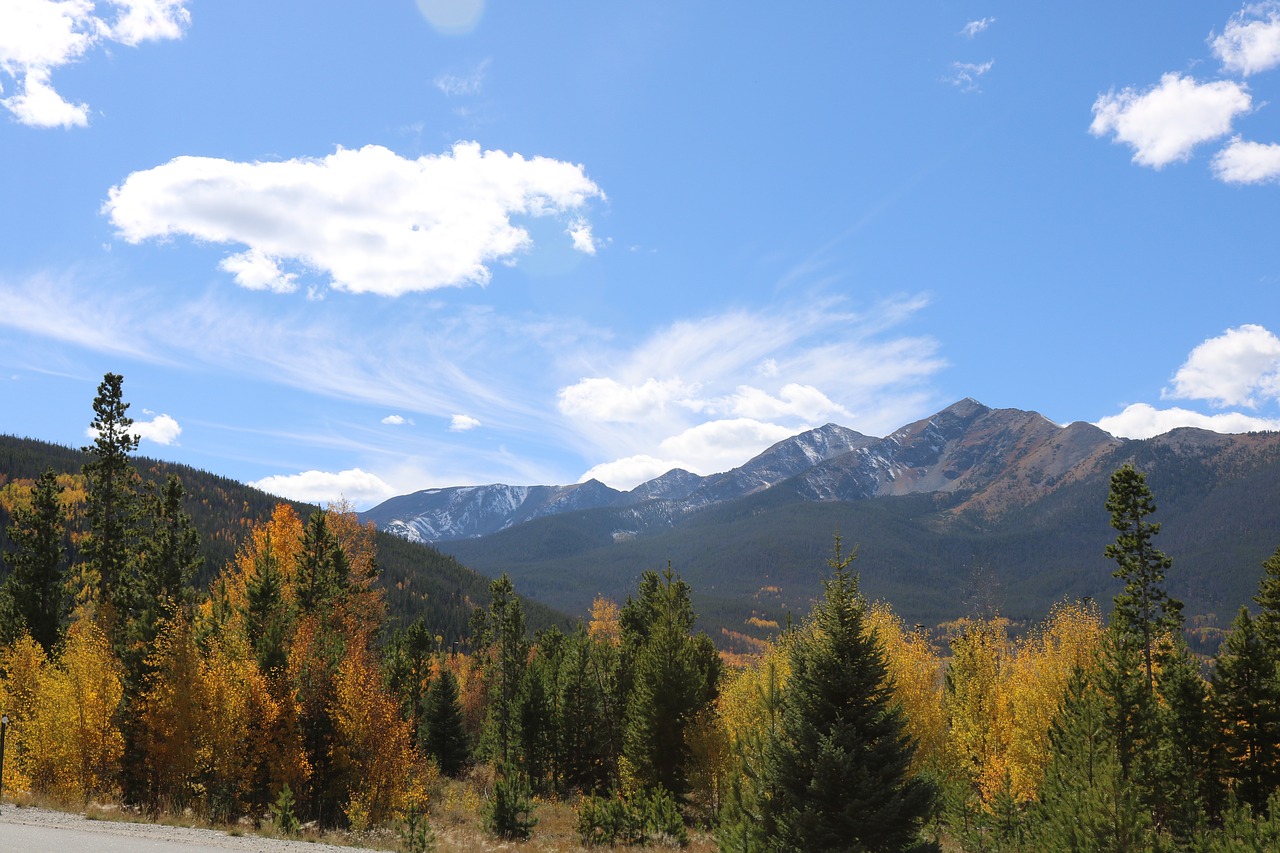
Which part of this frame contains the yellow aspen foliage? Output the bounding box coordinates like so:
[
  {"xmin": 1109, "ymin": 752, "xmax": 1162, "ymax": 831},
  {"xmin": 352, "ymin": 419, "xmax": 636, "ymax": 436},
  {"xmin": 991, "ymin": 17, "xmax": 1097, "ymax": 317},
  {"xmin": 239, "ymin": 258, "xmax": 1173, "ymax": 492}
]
[
  {"xmin": 1001, "ymin": 599, "xmax": 1103, "ymax": 801},
  {"xmin": 325, "ymin": 501, "xmax": 384, "ymax": 632},
  {"xmin": 944, "ymin": 618, "xmax": 1011, "ymax": 801},
  {"xmin": 209, "ymin": 503, "xmax": 305, "ymax": 626},
  {"xmin": 332, "ymin": 640, "xmax": 416, "ymax": 828},
  {"xmin": 0, "ymin": 634, "xmax": 45, "ymax": 796},
  {"xmin": 866, "ymin": 603, "xmax": 947, "ymax": 774},
  {"xmin": 716, "ymin": 635, "xmax": 792, "ymax": 757},
  {"xmin": 138, "ymin": 614, "xmax": 205, "ymax": 811},
  {"xmin": 201, "ymin": 634, "xmax": 309, "ymax": 817},
  {"xmin": 588, "ymin": 595, "xmax": 622, "ymax": 647},
  {"xmin": 23, "ymin": 617, "xmax": 124, "ymax": 801},
  {"xmin": 685, "ymin": 703, "xmax": 732, "ymax": 820}
]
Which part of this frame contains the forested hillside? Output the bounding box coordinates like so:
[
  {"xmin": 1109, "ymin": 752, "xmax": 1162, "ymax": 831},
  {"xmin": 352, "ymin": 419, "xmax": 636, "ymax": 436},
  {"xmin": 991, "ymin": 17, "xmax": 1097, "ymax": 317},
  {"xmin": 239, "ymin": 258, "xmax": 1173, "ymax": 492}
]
[{"xmin": 0, "ymin": 433, "xmax": 567, "ymax": 643}]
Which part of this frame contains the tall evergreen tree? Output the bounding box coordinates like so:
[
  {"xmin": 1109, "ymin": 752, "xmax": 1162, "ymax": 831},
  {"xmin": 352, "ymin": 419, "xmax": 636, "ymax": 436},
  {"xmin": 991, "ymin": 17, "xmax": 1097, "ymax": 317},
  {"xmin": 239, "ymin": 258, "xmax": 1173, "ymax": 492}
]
[
  {"xmin": 1152, "ymin": 639, "xmax": 1216, "ymax": 838},
  {"xmin": 1104, "ymin": 464, "xmax": 1182, "ymax": 692},
  {"xmin": 758, "ymin": 538, "xmax": 937, "ymax": 852},
  {"xmin": 475, "ymin": 573, "xmax": 529, "ymax": 768},
  {"xmin": 621, "ymin": 564, "xmax": 721, "ymax": 800},
  {"xmin": 1033, "ymin": 667, "xmax": 1153, "ymax": 851},
  {"xmin": 0, "ymin": 468, "xmax": 68, "ymax": 651},
  {"xmin": 421, "ymin": 665, "xmax": 470, "ymax": 777},
  {"xmin": 1253, "ymin": 545, "xmax": 1280, "ymax": 657},
  {"xmin": 245, "ymin": 533, "xmax": 291, "ymax": 679},
  {"xmin": 295, "ymin": 509, "xmax": 348, "ymax": 616},
  {"xmin": 81, "ymin": 372, "xmax": 144, "ymax": 637},
  {"xmin": 1212, "ymin": 606, "xmax": 1280, "ymax": 813}
]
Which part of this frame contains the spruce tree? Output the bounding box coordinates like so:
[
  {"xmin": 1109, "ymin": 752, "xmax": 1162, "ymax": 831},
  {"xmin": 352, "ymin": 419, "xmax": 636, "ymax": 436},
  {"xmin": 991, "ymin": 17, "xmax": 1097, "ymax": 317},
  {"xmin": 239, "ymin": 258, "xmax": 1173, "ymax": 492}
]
[
  {"xmin": 421, "ymin": 666, "xmax": 470, "ymax": 777},
  {"xmin": 246, "ymin": 534, "xmax": 291, "ymax": 678},
  {"xmin": 81, "ymin": 372, "xmax": 144, "ymax": 638},
  {"xmin": 0, "ymin": 468, "xmax": 67, "ymax": 652},
  {"xmin": 759, "ymin": 537, "xmax": 937, "ymax": 852},
  {"xmin": 1253, "ymin": 545, "xmax": 1280, "ymax": 657},
  {"xmin": 1212, "ymin": 607, "xmax": 1280, "ymax": 813},
  {"xmin": 1104, "ymin": 464, "xmax": 1182, "ymax": 692},
  {"xmin": 1033, "ymin": 667, "xmax": 1153, "ymax": 851},
  {"xmin": 476, "ymin": 573, "xmax": 528, "ymax": 768}
]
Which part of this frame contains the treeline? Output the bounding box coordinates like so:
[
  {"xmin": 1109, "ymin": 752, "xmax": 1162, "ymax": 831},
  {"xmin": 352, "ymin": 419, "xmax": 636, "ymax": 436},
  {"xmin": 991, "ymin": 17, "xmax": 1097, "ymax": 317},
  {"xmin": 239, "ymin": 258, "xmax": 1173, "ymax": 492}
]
[{"xmin": 3, "ymin": 375, "xmax": 1280, "ymax": 851}]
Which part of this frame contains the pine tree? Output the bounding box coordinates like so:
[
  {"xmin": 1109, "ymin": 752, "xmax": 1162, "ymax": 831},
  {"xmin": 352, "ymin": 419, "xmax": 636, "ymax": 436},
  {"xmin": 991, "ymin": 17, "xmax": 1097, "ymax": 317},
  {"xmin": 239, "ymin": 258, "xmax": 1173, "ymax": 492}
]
[
  {"xmin": 1253, "ymin": 545, "xmax": 1280, "ymax": 657},
  {"xmin": 421, "ymin": 665, "xmax": 469, "ymax": 777},
  {"xmin": 1, "ymin": 468, "xmax": 68, "ymax": 652},
  {"xmin": 1212, "ymin": 606, "xmax": 1280, "ymax": 813},
  {"xmin": 758, "ymin": 537, "xmax": 938, "ymax": 852},
  {"xmin": 1104, "ymin": 464, "xmax": 1182, "ymax": 692},
  {"xmin": 621, "ymin": 564, "xmax": 721, "ymax": 800},
  {"xmin": 295, "ymin": 509, "xmax": 349, "ymax": 616},
  {"xmin": 1152, "ymin": 639, "xmax": 1216, "ymax": 838},
  {"xmin": 1032, "ymin": 667, "xmax": 1153, "ymax": 851},
  {"xmin": 245, "ymin": 533, "xmax": 291, "ymax": 678},
  {"xmin": 476, "ymin": 573, "xmax": 528, "ymax": 768},
  {"xmin": 81, "ymin": 372, "xmax": 144, "ymax": 639}
]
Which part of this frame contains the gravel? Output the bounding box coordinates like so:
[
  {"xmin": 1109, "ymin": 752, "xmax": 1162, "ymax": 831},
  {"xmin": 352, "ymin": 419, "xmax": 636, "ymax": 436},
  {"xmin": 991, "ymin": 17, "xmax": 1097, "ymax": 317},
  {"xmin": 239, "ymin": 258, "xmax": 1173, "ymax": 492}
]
[{"xmin": 0, "ymin": 805, "xmax": 381, "ymax": 853}]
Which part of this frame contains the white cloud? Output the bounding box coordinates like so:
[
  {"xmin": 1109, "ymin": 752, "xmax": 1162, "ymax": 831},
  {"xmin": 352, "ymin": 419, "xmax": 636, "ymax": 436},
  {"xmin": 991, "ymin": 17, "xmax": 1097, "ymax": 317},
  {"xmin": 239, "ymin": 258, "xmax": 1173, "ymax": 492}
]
[
  {"xmin": 567, "ymin": 219, "xmax": 597, "ymax": 254},
  {"xmin": 947, "ymin": 60, "xmax": 993, "ymax": 92},
  {"xmin": 658, "ymin": 418, "xmax": 797, "ymax": 474},
  {"xmin": 723, "ymin": 383, "xmax": 852, "ymax": 422},
  {"xmin": 250, "ymin": 468, "xmax": 396, "ymax": 507},
  {"xmin": 960, "ymin": 17, "xmax": 994, "ymax": 38},
  {"xmin": 85, "ymin": 410, "xmax": 181, "ymax": 445},
  {"xmin": 1096, "ymin": 403, "xmax": 1280, "ymax": 439},
  {"xmin": 560, "ymin": 297, "xmax": 946, "ymax": 488},
  {"xmin": 434, "ymin": 58, "xmax": 489, "ymax": 96},
  {"xmin": 1166, "ymin": 324, "xmax": 1280, "ymax": 407},
  {"xmin": 450, "ymin": 414, "xmax": 481, "ymax": 431},
  {"xmin": 579, "ymin": 454, "xmax": 678, "ymax": 488},
  {"xmin": 558, "ymin": 377, "xmax": 699, "ymax": 422},
  {"xmin": 0, "ymin": 0, "xmax": 190, "ymax": 128},
  {"xmin": 104, "ymin": 142, "xmax": 605, "ymax": 297},
  {"xmin": 1, "ymin": 66, "xmax": 89, "ymax": 128},
  {"xmin": 1090, "ymin": 73, "xmax": 1251, "ymax": 168},
  {"xmin": 382, "ymin": 414, "xmax": 412, "ymax": 425},
  {"xmin": 1212, "ymin": 136, "xmax": 1280, "ymax": 183},
  {"xmin": 1212, "ymin": 2, "xmax": 1280, "ymax": 76},
  {"xmin": 218, "ymin": 249, "xmax": 298, "ymax": 293}
]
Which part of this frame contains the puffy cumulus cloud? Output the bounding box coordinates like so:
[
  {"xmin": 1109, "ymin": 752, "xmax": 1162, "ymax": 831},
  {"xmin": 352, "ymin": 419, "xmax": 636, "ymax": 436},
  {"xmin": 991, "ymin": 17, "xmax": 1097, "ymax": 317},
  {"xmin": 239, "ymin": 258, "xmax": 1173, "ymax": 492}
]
[
  {"xmin": 382, "ymin": 414, "xmax": 413, "ymax": 425},
  {"xmin": 450, "ymin": 413, "xmax": 481, "ymax": 431},
  {"xmin": 1211, "ymin": 136, "xmax": 1280, "ymax": 183},
  {"xmin": 960, "ymin": 17, "xmax": 994, "ymax": 38},
  {"xmin": 1090, "ymin": 73, "xmax": 1251, "ymax": 168},
  {"xmin": 658, "ymin": 418, "xmax": 798, "ymax": 474},
  {"xmin": 1166, "ymin": 324, "xmax": 1280, "ymax": 407},
  {"xmin": 567, "ymin": 219, "xmax": 597, "ymax": 254},
  {"xmin": 250, "ymin": 468, "xmax": 395, "ymax": 508},
  {"xmin": 579, "ymin": 454, "xmax": 682, "ymax": 490},
  {"xmin": 723, "ymin": 383, "xmax": 852, "ymax": 422},
  {"xmin": 104, "ymin": 142, "xmax": 605, "ymax": 297},
  {"xmin": 85, "ymin": 410, "xmax": 181, "ymax": 446},
  {"xmin": 1096, "ymin": 403, "xmax": 1280, "ymax": 439},
  {"xmin": 558, "ymin": 377, "xmax": 700, "ymax": 422},
  {"xmin": 0, "ymin": 0, "xmax": 190, "ymax": 128},
  {"xmin": 1212, "ymin": 2, "xmax": 1280, "ymax": 76}
]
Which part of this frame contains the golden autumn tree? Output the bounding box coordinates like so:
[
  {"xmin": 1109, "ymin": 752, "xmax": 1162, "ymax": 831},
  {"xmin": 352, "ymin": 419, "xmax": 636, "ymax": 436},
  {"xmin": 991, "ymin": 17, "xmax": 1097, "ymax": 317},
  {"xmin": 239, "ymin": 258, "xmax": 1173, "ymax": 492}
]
[
  {"xmin": 22, "ymin": 617, "xmax": 124, "ymax": 802},
  {"xmin": 866, "ymin": 603, "xmax": 947, "ymax": 775}
]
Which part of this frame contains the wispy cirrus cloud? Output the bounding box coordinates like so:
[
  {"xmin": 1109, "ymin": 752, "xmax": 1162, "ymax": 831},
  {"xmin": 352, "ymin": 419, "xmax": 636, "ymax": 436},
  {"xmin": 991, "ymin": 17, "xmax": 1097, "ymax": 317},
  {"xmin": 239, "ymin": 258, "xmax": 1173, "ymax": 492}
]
[
  {"xmin": 947, "ymin": 60, "xmax": 993, "ymax": 93},
  {"xmin": 558, "ymin": 296, "xmax": 946, "ymax": 488},
  {"xmin": 434, "ymin": 58, "xmax": 490, "ymax": 96},
  {"xmin": 0, "ymin": 0, "xmax": 191, "ymax": 128},
  {"xmin": 960, "ymin": 17, "xmax": 994, "ymax": 38},
  {"xmin": 104, "ymin": 142, "xmax": 605, "ymax": 297}
]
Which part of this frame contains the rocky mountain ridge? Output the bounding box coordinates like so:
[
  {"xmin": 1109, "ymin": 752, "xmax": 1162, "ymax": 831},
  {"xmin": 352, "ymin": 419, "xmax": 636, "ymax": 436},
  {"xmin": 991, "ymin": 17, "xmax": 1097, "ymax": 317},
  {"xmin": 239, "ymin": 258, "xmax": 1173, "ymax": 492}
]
[{"xmin": 362, "ymin": 399, "xmax": 1126, "ymax": 542}]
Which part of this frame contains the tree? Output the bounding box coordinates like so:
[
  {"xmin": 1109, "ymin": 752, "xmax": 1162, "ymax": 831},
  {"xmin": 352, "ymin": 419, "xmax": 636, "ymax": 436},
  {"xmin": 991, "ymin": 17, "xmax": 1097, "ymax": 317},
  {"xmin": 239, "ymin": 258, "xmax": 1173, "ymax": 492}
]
[
  {"xmin": 421, "ymin": 665, "xmax": 470, "ymax": 777},
  {"xmin": 475, "ymin": 573, "xmax": 528, "ymax": 768},
  {"xmin": 81, "ymin": 372, "xmax": 144, "ymax": 637},
  {"xmin": 1032, "ymin": 667, "xmax": 1152, "ymax": 851},
  {"xmin": 1253, "ymin": 545, "xmax": 1280, "ymax": 657},
  {"xmin": 1, "ymin": 468, "xmax": 68, "ymax": 652},
  {"xmin": 1212, "ymin": 606, "xmax": 1280, "ymax": 813},
  {"xmin": 1104, "ymin": 464, "xmax": 1182, "ymax": 692},
  {"xmin": 759, "ymin": 537, "xmax": 938, "ymax": 852},
  {"xmin": 621, "ymin": 564, "xmax": 721, "ymax": 800}
]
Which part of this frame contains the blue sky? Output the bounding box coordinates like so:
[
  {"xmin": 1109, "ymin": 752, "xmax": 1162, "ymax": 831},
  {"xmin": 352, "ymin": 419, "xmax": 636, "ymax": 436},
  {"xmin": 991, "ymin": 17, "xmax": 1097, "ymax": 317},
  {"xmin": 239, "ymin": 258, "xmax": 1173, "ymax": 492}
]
[{"xmin": 2, "ymin": 1, "xmax": 1280, "ymax": 510}]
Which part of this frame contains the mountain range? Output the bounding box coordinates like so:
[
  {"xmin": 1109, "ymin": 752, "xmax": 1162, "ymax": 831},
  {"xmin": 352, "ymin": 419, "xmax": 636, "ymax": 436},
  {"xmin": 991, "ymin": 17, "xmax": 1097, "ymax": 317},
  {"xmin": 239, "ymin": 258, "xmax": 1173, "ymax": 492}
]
[{"xmin": 361, "ymin": 399, "xmax": 1280, "ymax": 649}]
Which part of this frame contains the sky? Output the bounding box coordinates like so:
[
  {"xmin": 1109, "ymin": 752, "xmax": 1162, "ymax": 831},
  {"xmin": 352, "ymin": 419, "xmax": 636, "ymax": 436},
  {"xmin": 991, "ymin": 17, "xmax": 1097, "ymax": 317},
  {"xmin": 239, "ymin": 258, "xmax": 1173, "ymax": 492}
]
[{"xmin": 2, "ymin": 1, "xmax": 1280, "ymax": 510}]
